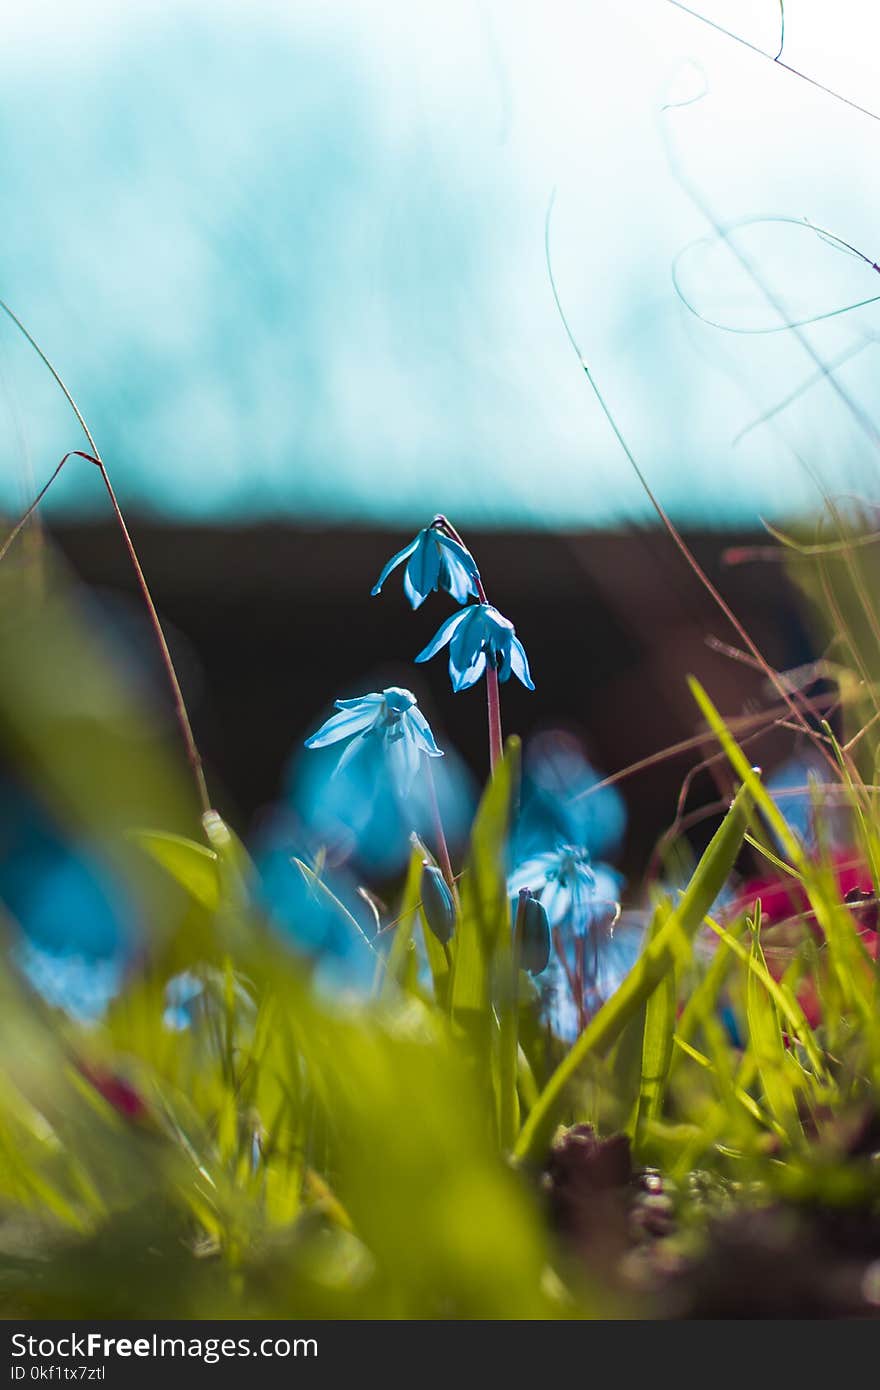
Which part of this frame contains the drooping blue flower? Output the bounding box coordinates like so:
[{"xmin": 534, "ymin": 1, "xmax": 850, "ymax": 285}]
[
  {"xmin": 415, "ymin": 603, "xmax": 534, "ymax": 692},
  {"xmin": 284, "ymin": 729, "xmax": 475, "ymax": 881},
  {"xmin": 304, "ymin": 686, "xmax": 443, "ymax": 794},
  {"xmin": 509, "ymin": 844, "xmax": 617, "ymax": 931},
  {"xmin": 371, "ymin": 522, "xmax": 481, "ymax": 609},
  {"xmin": 15, "ymin": 941, "xmax": 125, "ymax": 1025}
]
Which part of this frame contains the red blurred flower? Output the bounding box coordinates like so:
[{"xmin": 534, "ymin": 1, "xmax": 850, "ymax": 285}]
[
  {"xmin": 77, "ymin": 1062, "xmax": 149, "ymax": 1123},
  {"xmin": 726, "ymin": 851, "xmax": 878, "ymax": 1028}
]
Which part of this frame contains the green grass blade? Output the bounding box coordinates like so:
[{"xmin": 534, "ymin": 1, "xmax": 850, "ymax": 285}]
[
  {"xmin": 294, "ymin": 859, "xmax": 377, "ymax": 958},
  {"xmin": 635, "ymin": 945, "xmax": 677, "ymax": 1141},
  {"xmin": 451, "ymin": 739, "xmax": 519, "ymax": 1032},
  {"xmin": 384, "ymin": 845, "xmax": 427, "ymax": 996},
  {"xmin": 129, "ymin": 829, "xmax": 220, "ymax": 912}
]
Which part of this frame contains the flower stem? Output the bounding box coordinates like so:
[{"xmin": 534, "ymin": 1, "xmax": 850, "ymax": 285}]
[
  {"xmin": 433, "ymin": 513, "xmax": 503, "ymax": 776},
  {"xmin": 485, "ymin": 665, "xmax": 503, "ymax": 773},
  {"xmin": 425, "ymin": 757, "xmax": 457, "ymax": 895}
]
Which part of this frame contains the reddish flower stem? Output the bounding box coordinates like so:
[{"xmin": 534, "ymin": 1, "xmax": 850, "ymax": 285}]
[
  {"xmin": 425, "ymin": 757, "xmax": 457, "ymax": 896},
  {"xmin": 485, "ymin": 666, "xmax": 503, "ymax": 773},
  {"xmin": 432, "ymin": 514, "xmax": 504, "ymax": 775}
]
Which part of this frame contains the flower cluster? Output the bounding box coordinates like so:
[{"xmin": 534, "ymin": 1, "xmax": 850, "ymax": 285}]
[
  {"xmin": 301, "ymin": 517, "xmax": 646, "ymax": 1016},
  {"xmin": 305, "ymin": 517, "xmax": 534, "ymax": 789}
]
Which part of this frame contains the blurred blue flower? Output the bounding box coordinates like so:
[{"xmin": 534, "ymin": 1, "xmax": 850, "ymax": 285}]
[
  {"xmin": 510, "ymin": 842, "xmax": 642, "ymax": 1038},
  {"xmin": 162, "ymin": 967, "xmax": 256, "ymax": 1034},
  {"xmin": 509, "ymin": 844, "xmax": 620, "ymax": 931},
  {"xmin": 416, "ymin": 603, "xmax": 534, "ymax": 692},
  {"xmin": 541, "ymin": 917, "xmax": 646, "ymax": 1043},
  {"xmin": 14, "ymin": 941, "xmax": 124, "ymax": 1025},
  {"xmin": 514, "ymin": 730, "xmax": 626, "ymax": 862},
  {"xmin": 284, "ymin": 732, "xmax": 475, "ymax": 882},
  {"xmin": 371, "ymin": 522, "xmax": 480, "ymax": 609},
  {"xmin": 305, "ymin": 686, "xmax": 443, "ymax": 794},
  {"xmin": 765, "ymin": 751, "xmax": 838, "ymax": 850},
  {"xmin": 162, "ymin": 970, "xmax": 205, "ymax": 1031},
  {"xmin": 580, "ymin": 914, "xmax": 646, "ymax": 1014},
  {"xmin": 251, "ymin": 820, "xmax": 377, "ymax": 986}
]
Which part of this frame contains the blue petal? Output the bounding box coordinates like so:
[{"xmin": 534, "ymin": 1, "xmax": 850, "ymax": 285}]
[
  {"xmin": 406, "ymin": 532, "xmax": 441, "ymax": 605},
  {"xmin": 449, "ymin": 605, "xmax": 483, "ymax": 672},
  {"xmin": 509, "ymin": 851, "xmax": 560, "ymax": 894},
  {"xmin": 495, "ymin": 635, "xmax": 514, "ymax": 683},
  {"xmin": 165, "ymin": 970, "xmax": 204, "ymax": 1006},
  {"xmin": 332, "ymin": 728, "xmax": 373, "ymax": 775},
  {"xmin": 163, "ymin": 1005, "xmax": 194, "ymax": 1032},
  {"xmin": 591, "ymin": 862, "xmax": 624, "ymax": 906},
  {"xmin": 335, "ymin": 693, "xmax": 384, "ymax": 711},
  {"xmin": 405, "ymin": 706, "xmax": 444, "ymax": 757},
  {"xmin": 371, "ymin": 537, "xmax": 420, "ymax": 596},
  {"xmin": 509, "ymin": 636, "xmax": 535, "ymax": 690},
  {"xmin": 437, "ymin": 534, "xmax": 480, "ymax": 597},
  {"xmin": 437, "ymin": 531, "xmax": 480, "ymax": 577},
  {"xmin": 389, "ymin": 726, "xmax": 423, "ymax": 795},
  {"xmin": 403, "ymin": 565, "xmax": 425, "ymax": 609},
  {"xmin": 590, "ymin": 921, "xmax": 645, "ymax": 1002},
  {"xmin": 414, "ymin": 607, "xmax": 471, "ymax": 663},
  {"xmin": 541, "ymin": 878, "xmax": 572, "ymax": 928},
  {"xmin": 481, "ymin": 604, "xmax": 514, "ymax": 635},
  {"xmin": 441, "ymin": 552, "xmax": 477, "ymax": 604},
  {"xmin": 305, "ymin": 706, "xmax": 377, "ymax": 748},
  {"xmin": 452, "ymin": 650, "xmax": 487, "ymax": 691}
]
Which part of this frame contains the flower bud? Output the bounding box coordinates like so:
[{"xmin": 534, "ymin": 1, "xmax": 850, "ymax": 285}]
[
  {"xmin": 518, "ymin": 891, "xmax": 551, "ymax": 975},
  {"xmin": 420, "ymin": 862, "xmax": 456, "ymax": 945}
]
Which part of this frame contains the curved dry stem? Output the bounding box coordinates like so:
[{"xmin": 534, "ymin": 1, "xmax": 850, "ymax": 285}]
[
  {"xmin": 545, "ymin": 194, "xmax": 825, "ymax": 767},
  {"xmin": 0, "ymin": 300, "xmax": 212, "ymax": 820},
  {"xmin": 666, "ymin": 0, "xmax": 880, "ymax": 125}
]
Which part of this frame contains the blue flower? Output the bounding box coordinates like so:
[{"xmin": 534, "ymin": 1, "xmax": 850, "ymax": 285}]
[
  {"xmin": 304, "ymin": 686, "xmax": 443, "ymax": 794},
  {"xmin": 509, "ymin": 844, "xmax": 614, "ymax": 930},
  {"xmin": 371, "ymin": 522, "xmax": 481, "ymax": 609},
  {"xmin": 286, "ymin": 731, "xmax": 475, "ymax": 880},
  {"xmin": 514, "ymin": 731, "xmax": 626, "ymax": 863},
  {"xmin": 510, "ymin": 844, "xmax": 642, "ymax": 1038},
  {"xmin": 415, "ymin": 603, "xmax": 535, "ymax": 692},
  {"xmin": 162, "ymin": 967, "xmax": 256, "ymax": 1033},
  {"xmin": 580, "ymin": 913, "xmax": 646, "ymax": 1016},
  {"xmin": 162, "ymin": 970, "xmax": 205, "ymax": 1032}
]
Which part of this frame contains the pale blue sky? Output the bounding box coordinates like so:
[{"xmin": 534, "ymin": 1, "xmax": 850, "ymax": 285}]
[{"xmin": 0, "ymin": 0, "xmax": 878, "ymax": 527}]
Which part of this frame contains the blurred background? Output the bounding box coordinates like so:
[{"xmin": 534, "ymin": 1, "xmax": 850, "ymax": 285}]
[{"xmin": 0, "ymin": 0, "xmax": 878, "ymax": 907}]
